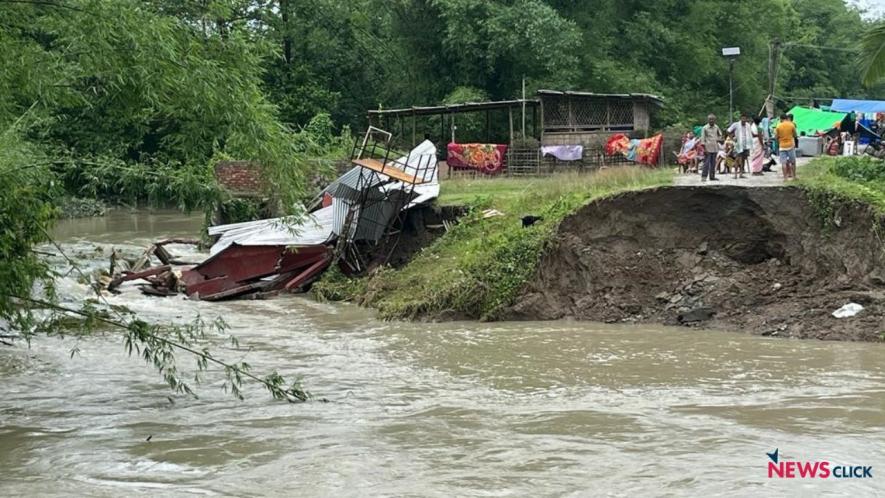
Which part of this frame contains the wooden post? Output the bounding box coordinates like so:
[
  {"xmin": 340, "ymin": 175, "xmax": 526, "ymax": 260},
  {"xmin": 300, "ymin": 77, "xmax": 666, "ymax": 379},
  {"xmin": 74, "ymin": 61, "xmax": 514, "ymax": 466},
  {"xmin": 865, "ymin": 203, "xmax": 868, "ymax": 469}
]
[
  {"xmin": 451, "ymin": 115, "xmax": 455, "ymax": 143},
  {"xmin": 485, "ymin": 109, "xmax": 491, "ymax": 143},
  {"xmin": 508, "ymin": 106, "xmax": 514, "ymax": 144},
  {"xmin": 539, "ymin": 100, "xmax": 545, "ymax": 144},
  {"xmin": 605, "ymin": 99, "xmax": 611, "ymax": 132},
  {"xmin": 411, "ymin": 112, "xmax": 416, "ymax": 146},
  {"xmin": 440, "ymin": 112, "xmax": 445, "ymax": 146},
  {"xmin": 521, "ymin": 77, "xmax": 526, "ymax": 138},
  {"xmin": 532, "ymin": 105, "xmax": 538, "ymax": 139}
]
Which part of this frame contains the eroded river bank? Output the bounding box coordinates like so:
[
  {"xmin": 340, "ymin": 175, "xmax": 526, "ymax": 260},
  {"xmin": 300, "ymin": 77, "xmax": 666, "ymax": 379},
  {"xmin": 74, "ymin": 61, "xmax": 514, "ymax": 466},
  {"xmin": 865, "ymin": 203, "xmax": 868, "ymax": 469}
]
[{"xmin": 0, "ymin": 209, "xmax": 883, "ymax": 496}]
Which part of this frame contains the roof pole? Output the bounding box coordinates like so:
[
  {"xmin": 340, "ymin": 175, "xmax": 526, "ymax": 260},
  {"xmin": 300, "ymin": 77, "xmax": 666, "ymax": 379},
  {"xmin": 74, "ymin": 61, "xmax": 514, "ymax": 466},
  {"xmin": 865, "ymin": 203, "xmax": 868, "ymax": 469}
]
[
  {"xmin": 521, "ymin": 77, "xmax": 526, "ymax": 139},
  {"xmin": 509, "ymin": 106, "xmax": 514, "ymax": 144}
]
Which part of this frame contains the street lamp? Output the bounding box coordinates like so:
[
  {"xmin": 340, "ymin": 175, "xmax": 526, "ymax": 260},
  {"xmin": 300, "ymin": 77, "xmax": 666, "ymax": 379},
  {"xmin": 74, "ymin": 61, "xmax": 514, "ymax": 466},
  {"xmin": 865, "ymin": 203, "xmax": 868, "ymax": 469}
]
[{"xmin": 722, "ymin": 47, "xmax": 741, "ymax": 123}]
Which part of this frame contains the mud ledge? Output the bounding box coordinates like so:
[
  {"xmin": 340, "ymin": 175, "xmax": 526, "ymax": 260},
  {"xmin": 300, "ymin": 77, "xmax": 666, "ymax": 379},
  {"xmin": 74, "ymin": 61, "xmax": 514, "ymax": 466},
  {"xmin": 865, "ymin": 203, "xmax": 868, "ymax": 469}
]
[{"xmin": 503, "ymin": 186, "xmax": 885, "ymax": 342}]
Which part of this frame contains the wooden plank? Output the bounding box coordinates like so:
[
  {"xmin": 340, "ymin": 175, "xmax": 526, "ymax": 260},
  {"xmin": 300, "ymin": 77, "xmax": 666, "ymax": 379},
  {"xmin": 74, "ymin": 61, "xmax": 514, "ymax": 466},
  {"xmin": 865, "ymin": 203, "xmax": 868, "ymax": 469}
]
[
  {"xmin": 283, "ymin": 254, "xmax": 331, "ymax": 290},
  {"xmin": 351, "ymin": 158, "xmax": 427, "ymax": 184},
  {"xmin": 108, "ymin": 265, "xmax": 172, "ymax": 291}
]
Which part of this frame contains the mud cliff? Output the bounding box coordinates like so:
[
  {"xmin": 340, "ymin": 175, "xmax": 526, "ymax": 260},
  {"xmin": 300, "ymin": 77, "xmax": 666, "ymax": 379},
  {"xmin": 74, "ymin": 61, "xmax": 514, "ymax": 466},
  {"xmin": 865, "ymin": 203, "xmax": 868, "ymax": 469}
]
[{"xmin": 506, "ymin": 186, "xmax": 885, "ymax": 341}]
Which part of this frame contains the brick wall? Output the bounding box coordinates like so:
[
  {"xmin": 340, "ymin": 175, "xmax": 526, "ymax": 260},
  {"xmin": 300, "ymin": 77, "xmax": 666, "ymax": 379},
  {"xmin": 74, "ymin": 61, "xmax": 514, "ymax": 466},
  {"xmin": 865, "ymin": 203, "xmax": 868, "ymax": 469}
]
[{"xmin": 214, "ymin": 161, "xmax": 265, "ymax": 196}]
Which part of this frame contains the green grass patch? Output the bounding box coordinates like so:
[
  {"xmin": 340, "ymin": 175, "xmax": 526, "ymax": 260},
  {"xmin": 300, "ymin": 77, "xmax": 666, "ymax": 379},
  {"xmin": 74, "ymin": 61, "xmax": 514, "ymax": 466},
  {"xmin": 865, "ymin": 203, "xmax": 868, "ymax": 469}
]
[
  {"xmin": 797, "ymin": 156, "xmax": 885, "ymax": 216},
  {"xmin": 314, "ymin": 167, "xmax": 674, "ymax": 320}
]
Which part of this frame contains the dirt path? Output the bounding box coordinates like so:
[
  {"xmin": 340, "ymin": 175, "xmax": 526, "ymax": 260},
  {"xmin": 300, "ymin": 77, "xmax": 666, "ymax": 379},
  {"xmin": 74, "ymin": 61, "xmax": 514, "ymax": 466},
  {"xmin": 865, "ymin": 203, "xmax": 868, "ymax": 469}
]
[{"xmin": 673, "ymin": 156, "xmax": 813, "ymax": 187}]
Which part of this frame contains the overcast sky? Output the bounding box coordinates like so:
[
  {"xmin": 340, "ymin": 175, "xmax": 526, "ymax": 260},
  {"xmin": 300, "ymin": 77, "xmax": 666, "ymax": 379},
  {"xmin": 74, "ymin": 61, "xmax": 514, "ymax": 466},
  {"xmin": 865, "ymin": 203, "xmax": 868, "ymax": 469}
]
[{"xmin": 852, "ymin": 0, "xmax": 884, "ymax": 19}]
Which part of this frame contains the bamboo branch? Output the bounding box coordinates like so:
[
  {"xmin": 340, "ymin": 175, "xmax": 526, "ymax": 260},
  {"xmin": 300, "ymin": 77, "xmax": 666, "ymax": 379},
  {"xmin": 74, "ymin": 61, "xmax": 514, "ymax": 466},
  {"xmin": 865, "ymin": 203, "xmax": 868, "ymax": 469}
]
[{"xmin": 6, "ymin": 294, "xmax": 307, "ymax": 402}]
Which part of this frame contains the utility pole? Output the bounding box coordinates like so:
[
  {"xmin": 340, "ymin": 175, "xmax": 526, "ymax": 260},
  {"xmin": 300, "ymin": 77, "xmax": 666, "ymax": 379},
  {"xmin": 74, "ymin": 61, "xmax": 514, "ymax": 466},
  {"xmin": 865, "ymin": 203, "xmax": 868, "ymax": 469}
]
[
  {"xmin": 721, "ymin": 47, "xmax": 741, "ymax": 123},
  {"xmin": 766, "ymin": 38, "xmax": 781, "ymax": 118},
  {"xmin": 729, "ymin": 59, "xmax": 735, "ymax": 122}
]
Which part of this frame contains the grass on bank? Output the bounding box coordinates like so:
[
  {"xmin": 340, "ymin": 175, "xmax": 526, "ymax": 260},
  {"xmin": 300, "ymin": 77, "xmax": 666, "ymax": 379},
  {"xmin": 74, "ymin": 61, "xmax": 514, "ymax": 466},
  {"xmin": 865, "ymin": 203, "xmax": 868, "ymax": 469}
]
[
  {"xmin": 313, "ymin": 167, "xmax": 673, "ymax": 320},
  {"xmin": 797, "ymin": 156, "xmax": 885, "ymax": 215}
]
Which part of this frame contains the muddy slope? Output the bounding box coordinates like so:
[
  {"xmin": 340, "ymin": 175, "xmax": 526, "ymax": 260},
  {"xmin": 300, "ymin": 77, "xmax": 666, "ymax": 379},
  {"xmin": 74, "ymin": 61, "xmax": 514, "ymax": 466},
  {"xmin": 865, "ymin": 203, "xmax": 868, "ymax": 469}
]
[{"xmin": 506, "ymin": 186, "xmax": 885, "ymax": 341}]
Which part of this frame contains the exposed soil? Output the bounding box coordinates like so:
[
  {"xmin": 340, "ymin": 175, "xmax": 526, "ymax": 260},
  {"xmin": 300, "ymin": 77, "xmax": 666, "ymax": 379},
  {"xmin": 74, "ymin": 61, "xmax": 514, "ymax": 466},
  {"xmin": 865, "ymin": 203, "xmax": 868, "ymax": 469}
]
[
  {"xmin": 504, "ymin": 186, "xmax": 885, "ymax": 341},
  {"xmin": 361, "ymin": 204, "xmax": 465, "ymax": 270}
]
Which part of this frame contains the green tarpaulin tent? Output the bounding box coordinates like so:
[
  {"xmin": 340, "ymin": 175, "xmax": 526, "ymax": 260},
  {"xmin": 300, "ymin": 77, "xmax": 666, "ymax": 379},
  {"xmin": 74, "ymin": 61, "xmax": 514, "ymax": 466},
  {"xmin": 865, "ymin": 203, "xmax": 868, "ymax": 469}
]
[{"xmin": 774, "ymin": 106, "xmax": 846, "ymax": 136}]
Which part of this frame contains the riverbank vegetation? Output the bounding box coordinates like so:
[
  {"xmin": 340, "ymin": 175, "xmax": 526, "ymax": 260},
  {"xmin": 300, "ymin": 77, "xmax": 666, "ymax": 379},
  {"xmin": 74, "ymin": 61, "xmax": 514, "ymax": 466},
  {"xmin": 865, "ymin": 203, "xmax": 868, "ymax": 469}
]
[
  {"xmin": 1, "ymin": 0, "xmax": 883, "ymax": 398},
  {"xmin": 314, "ymin": 167, "xmax": 673, "ymax": 319}
]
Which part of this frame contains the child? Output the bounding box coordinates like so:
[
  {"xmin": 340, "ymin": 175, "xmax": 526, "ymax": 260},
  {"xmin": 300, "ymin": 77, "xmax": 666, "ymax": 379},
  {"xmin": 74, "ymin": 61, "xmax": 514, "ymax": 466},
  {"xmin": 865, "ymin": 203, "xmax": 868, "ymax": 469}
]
[{"xmin": 717, "ymin": 136, "xmax": 735, "ymax": 175}]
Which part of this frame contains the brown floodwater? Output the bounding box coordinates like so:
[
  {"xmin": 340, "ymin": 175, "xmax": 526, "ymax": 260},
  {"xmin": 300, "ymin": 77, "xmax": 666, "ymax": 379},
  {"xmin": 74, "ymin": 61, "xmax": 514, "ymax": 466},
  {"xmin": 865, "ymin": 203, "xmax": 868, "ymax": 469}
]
[{"xmin": 0, "ymin": 209, "xmax": 883, "ymax": 496}]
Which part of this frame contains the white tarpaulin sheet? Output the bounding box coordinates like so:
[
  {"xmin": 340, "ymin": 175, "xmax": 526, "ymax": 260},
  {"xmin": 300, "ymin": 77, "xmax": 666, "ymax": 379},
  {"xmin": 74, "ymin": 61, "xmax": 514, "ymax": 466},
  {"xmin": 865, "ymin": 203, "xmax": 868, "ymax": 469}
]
[
  {"xmin": 207, "ymin": 140, "xmax": 439, "ymax": 255},
  {"xmin": 208, "ymin": 205, "xmax": 335, "ymax": 255}
]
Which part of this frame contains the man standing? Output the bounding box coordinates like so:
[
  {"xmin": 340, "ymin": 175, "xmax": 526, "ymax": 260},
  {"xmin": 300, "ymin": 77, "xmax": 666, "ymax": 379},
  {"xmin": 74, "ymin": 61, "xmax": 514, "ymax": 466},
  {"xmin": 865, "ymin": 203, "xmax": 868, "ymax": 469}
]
[
  {"xmin": 701, "ymin": 114, "xmax": 722, "ymax": 181},
  {"xmin": 775, "ymin": 113, "xmax": 797, "ymax": 180},
  {"xmin": 728, "ymin": 112, "xmax": 754, "ymax": 178}
]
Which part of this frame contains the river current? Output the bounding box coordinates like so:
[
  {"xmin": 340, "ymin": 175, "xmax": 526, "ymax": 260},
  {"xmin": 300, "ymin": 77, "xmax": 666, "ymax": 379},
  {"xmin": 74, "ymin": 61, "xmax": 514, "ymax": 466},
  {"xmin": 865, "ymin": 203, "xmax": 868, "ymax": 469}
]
[{"xmin": 1, "ymin": 209, "xmax": 883, "ymax": 497}]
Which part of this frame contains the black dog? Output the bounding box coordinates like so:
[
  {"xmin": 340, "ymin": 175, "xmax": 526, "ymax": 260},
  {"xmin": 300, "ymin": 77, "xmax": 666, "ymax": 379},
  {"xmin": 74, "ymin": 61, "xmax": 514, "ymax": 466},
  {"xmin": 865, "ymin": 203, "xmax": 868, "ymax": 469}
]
[{"xmin": 521, "ymin": 215, "xmax": 543, "ymax": 227}]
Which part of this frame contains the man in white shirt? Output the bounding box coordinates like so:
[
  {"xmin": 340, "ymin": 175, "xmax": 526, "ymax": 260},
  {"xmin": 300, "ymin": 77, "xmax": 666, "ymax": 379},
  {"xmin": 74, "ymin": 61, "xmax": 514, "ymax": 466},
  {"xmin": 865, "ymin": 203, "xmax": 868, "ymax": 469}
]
[{"xmin": 727, "ymin": 112, "xmax": 753, "ymax": 178}]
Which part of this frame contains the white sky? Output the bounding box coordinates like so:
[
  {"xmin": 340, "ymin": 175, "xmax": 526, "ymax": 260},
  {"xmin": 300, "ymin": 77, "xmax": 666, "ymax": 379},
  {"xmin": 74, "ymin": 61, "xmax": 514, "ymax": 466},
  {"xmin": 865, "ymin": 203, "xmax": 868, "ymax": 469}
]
[{"xmin": 852, "ymin": 0, "xmax": 885, "ymax": 19}]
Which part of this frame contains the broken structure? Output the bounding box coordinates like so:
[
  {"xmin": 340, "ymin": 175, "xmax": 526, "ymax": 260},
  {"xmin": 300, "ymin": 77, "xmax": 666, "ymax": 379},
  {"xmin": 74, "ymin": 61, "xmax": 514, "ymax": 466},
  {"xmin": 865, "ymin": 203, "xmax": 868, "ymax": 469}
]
[{"xmin": 112, "ymin": 128, "xmax": 440, "ymax": 300}]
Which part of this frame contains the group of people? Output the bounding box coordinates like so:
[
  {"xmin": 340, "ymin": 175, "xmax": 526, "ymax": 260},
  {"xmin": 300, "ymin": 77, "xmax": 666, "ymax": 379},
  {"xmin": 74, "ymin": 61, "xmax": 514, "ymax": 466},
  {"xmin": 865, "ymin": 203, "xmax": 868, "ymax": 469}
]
[{"xmin": 677, "ymin": 112, "xmax": 799, "ymax": 181}]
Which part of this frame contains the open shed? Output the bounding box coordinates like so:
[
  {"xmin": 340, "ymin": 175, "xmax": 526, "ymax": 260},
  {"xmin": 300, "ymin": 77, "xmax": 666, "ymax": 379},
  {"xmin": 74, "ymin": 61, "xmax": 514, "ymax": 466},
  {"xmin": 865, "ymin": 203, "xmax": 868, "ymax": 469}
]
[{"xmin": 537, "ymin": 90, "xmax": 664, "ymax": 146}]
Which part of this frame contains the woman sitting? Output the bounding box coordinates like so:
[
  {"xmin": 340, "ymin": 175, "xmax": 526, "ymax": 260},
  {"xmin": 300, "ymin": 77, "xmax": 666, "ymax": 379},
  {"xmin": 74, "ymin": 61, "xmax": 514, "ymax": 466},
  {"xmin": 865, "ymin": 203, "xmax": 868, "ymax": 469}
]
[{"xmin": 675, "ymin": 132, "xmax": 701, "ymax": 173}]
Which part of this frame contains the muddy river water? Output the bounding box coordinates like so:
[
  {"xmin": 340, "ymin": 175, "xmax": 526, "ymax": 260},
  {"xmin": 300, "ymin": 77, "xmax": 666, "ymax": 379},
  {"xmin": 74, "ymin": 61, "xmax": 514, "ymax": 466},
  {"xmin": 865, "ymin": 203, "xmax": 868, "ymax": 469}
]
[{"xmin": 1, "ymin": 210, "xmax": 884, "ymax": 496}]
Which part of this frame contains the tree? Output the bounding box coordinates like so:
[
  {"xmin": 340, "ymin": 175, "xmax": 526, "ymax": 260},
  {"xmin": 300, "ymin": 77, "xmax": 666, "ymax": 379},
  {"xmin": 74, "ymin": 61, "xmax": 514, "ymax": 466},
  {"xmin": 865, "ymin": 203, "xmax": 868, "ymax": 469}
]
[
  {"xmin": 0, "ymin": 0, "xmax": 319, "ymax": 401},
  {"xmin": 860, "ymin": 22, "xmax": 885, "ymax": 86}
]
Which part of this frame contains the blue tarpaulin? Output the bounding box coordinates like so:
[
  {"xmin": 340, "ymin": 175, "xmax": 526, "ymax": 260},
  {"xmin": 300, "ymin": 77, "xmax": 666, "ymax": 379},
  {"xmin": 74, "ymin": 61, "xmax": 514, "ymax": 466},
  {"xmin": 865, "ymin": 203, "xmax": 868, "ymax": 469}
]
[{"xmin": 830, "ymin": 99, "xmax": 885, "ymax": 114}]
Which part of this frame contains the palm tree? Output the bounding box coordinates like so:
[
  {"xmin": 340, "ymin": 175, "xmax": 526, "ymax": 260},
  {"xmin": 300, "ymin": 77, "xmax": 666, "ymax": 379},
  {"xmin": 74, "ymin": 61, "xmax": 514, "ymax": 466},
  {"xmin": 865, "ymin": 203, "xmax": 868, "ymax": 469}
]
[{"xmin": 860, "ymin": 23, "xmax": 885, "ymax": 87}]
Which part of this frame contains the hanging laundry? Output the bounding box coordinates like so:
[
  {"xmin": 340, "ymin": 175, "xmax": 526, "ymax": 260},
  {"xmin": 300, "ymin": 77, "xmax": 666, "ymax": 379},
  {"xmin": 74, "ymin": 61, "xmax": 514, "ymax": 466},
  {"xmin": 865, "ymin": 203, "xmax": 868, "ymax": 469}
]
[
  {"xmin": 541, "ymin": 145, "xmax": 583, "ymax": 161},
  {"xmin": 447, "ymin": 143, "xmax": 508, "ymax": 174},
  {"xmin": 604, "ymin": 133, "xmax": 664, "ymax": 166}
]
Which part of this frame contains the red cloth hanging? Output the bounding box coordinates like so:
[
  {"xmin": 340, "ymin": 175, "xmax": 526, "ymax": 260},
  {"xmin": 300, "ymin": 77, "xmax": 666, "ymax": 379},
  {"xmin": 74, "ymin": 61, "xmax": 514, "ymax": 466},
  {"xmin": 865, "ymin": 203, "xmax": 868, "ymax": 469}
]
[{"xmin": 447, "ymin": 143, "xmax": 508, "ymax": 174}]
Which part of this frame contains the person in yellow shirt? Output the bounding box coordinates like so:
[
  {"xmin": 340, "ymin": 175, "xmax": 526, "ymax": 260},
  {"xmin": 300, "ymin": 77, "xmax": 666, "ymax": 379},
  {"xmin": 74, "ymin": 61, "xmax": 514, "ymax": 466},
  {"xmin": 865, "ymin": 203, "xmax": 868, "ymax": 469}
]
[{"xmin": 775, "ymin": 114, "xmax": 798, "ymax": 180}]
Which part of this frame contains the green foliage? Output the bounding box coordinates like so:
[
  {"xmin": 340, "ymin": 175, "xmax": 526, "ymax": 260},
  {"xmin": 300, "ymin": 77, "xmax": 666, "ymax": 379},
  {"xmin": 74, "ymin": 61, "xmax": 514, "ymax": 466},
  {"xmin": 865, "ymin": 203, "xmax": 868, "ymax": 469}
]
[
  {"xmin": 831, "ymin": 155, "xmax": 885, "ymax": 183},
  {"xmin": 58, "ymin": 157, "xmax": 222, "ymax": 211},
  {"xmin": 0, "ymin": 0, "xmax": 318, "ymax": 210},
  {"xmin": 798, "ymin": 157, "xmax": 885, "ymax": 234},
  {"xmin": 312, "ymin": 264, "xmax": 367, "ymax": 302},
  {"xmin": 0, "ymin": 124, "xmax": 57, "ymax": 322},
  {"xmin": 351, "ymin": 167, "xmax": 673, "ymax": 320},
  {"xmin": 218, "ymin": 197, "xmax": 265, "ymax": 224},
  {"xmin": 443, "ymin": 86, "xmax": 490, "ymax": 141},
  {"xmin": 860, "ymin": 22, "xmax": 885, "ymax": 86},
  {"xmin": 57, "ymin": 197, "xmax": 107, "ymax": 219},
  {"xmin": 799, "ymin": 157, "xmax": 885, "ymax": 214}
]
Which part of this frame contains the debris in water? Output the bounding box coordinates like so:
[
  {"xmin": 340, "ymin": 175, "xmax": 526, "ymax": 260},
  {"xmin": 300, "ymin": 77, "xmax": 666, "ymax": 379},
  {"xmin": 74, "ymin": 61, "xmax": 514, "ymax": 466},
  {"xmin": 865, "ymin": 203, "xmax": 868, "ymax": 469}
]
[{"xmin": 832, "ymin": 302, "xmax": 863, "ymax": 318}]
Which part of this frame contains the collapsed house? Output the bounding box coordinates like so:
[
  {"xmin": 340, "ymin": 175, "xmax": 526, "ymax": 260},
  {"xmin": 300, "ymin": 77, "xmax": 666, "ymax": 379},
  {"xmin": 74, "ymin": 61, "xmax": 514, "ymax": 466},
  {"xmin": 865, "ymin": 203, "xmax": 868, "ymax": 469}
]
[{"xmin": 112, "ymin": 129, "xmax": 439, "ymax": 300}]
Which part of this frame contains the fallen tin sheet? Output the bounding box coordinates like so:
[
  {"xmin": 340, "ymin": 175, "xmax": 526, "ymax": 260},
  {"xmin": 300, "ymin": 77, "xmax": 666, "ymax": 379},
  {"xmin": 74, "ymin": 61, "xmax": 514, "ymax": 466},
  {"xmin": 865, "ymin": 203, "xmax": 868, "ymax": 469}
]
[{"xmin": 180, "ymin": 244, "xmax": 331, "ymax": 300}]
